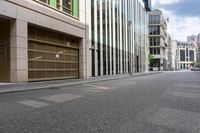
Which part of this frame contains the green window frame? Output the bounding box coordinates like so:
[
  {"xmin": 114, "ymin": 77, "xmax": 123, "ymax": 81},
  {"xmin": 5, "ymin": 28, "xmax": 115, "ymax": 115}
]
[
  {"xmin": 36, "ymin": 0, "xmax": 79, "ymax": 18},
  {"xmin": 72, "ymin": 0, "xmax": 79, "ymax": 17}
]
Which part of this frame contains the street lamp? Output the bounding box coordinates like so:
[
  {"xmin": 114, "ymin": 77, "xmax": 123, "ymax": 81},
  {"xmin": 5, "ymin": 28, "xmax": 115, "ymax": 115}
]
[{"xmin": 128, "ymin": 21, "xmax": 132, "ymax": 75}]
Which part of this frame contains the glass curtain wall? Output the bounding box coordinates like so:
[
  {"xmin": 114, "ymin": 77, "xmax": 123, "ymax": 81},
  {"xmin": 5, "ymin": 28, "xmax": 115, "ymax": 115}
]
[{"xmin": 90, "ymin": 0, "xmax": 148, "ymax": 76}]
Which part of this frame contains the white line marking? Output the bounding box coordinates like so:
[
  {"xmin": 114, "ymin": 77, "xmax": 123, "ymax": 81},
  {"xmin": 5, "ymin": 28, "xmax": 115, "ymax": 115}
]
[
  {"xmin": 40, "ymin": 94, "xmax": 82, "ymax": 103},
  {"xmin": 18, "ymin": 100, "xmax": 50, "ymax": 108},
  {"xmin": 176, "ymin": 85, "xmax": 200, "ymax": 89},
  {"xmin": 82, "ymin": 84, "xmax": 111, "ymax": 90}
]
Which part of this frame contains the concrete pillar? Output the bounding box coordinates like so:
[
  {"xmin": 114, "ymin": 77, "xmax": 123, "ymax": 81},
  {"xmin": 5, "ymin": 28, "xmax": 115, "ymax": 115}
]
[
  {"xmin": 10, "ymin": 19, "xmax": 28, "ymax": 83},
  {"xmin": 79, "ymin": 38, "xmax": 87, "ymax": 78}
]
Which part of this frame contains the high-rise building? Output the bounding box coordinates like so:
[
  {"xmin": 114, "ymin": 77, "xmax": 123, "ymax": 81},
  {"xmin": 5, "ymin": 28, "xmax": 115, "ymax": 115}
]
[
  {"xmin": 88, "ymin": 0, "xmax": 149, "ymax": 76},
  {"xmin": 148, "ymin": 9, "xmax": 169, "ymax": 71},
  {"xmin": 177, "ymin": 41, "xmax": 197, "ymax": 70},
  {"xmin": 0, "ymin": 0, "xmax": 150, "ymax": 83}
]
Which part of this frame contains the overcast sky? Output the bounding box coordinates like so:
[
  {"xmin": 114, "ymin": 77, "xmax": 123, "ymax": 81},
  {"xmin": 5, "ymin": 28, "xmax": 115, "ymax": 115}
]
[{"xmin": 151, "ymin": 0, "xmax": 200, "ymax": 41}]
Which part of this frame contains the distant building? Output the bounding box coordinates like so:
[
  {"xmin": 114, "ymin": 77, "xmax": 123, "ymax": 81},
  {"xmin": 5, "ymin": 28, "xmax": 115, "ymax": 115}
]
[
  {"xmin": 197, "ymin": 34, "xmax": 200, "ymax": 65},
  {"xmin": 167, "ymin": 37, "xmax": 178, "ymax": 71},
  {"xmin": 171, "ymin": 40, "xmax": 178, "ymax": 70},
  {"xmin": 148, "ymin": 9, "xmax": 169, "ymax": 71},
  {"xmin": 177, "ymin": 41, "xmax": 197, "ymax": 70},
  {"xmin": 167, "ymin": 36, "xmax": 172, "ymax": 70},
  {"xmin": 187, "ymin": 35, "xmax": 197, "ymax": 42}
]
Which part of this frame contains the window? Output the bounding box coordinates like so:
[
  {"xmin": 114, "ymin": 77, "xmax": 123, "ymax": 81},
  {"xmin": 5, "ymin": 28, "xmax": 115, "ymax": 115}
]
[
  {"xmin": 62, "ymin": 0, "xmax": 72, "ymax": 14},
  {"xmin": 189, "ymin": 50, "xmax": 194, "ymax": 61},
  {"xmin": 149, "ymin": 15, "xmax": 160, "ymax": 24},
  {"xmin": 149, "ymin": 26, "xmax": 160, "ymax": 35},
  {"xmin": 180, "ymin": 50, "xmax": 185, "ymax": 61},
  {"xmin": 38, "ymin": 0, "xmax": 49, "ymax": 4},
  {"xmin": 150, "ymin": 37, "xmax": 160, "ymax": 46},
  {"xmin": 150, "ymin": 48, "xmax": 160, "ymax": 55},
  {"xmin": 0, "ymin": 41, "xmax": 6, "ymax": 65},
  {"xmin": 36, "ymin": 0, "xmax": 78, "ymax": 17},
  {"xmin": 186, "ymin": 48, "xmax": 189, "ymax": 61}
]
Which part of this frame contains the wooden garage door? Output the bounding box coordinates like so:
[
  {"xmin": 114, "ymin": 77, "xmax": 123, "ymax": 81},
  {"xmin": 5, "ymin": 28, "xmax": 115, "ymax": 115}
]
[{"xmin": 28, "ymin": 26, "xmax": 79, "ymax": 81}]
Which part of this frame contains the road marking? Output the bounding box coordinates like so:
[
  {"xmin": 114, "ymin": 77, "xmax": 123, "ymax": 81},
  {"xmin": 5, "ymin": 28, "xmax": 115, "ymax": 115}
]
[
  {"xmin": 82, "ymin": 84, "xmax": 111, "ymax": 90},
  {"xmin": 84, "ymin": 89, "xmax": 103, "ymax": 92},
  {"xmin": 168, "ymin": 88, "xmax": 200, "ymax": 93},
  {"xmin": 18, "ymin": 100, "xmax": 50, "ymax": 108},
  {"xmin": 39, "ymin": 94, "xmax": 82, "ymax": 103},
  {"xmin": 176, "ymin": 85, "xmax": 200, "ymax": 89},
  {"xmin": 165, "ymin": 90, "xmax": 200, "ymax": 99},
  {"xmin": 127, "ymin": 82, "xmax": 136, "ymax": 85}
]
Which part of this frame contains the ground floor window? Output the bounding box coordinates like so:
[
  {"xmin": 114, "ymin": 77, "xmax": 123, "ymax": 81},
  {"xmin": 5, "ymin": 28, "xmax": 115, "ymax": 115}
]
[{"xmin": 0, "ymin": 41, "xmax": 6, "ymax": 65}]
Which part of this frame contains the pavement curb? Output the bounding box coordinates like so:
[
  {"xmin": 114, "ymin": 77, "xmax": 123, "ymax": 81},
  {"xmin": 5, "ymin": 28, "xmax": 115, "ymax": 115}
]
[{"xmin": 0, "ymin": 72, "xmax": 162, "ymax": 94}]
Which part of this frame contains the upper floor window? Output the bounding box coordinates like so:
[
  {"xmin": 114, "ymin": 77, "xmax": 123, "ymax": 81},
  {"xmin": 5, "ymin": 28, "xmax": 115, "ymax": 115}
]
[
  {"xmin": 189, "ymin": 50, "xmax": 194, "ymax": 61},
  {"xmin": 150, "ymin": 37, "xmax": 160, "ymax": 46},
  {"xmin": 36, "ymin": 0, "xmax": 79, "ymax": 18},
  {"xmin": 180, "ymin": 50, "xmax": 185, "ymax": 61},
  {"xmin": 150, "ymin": 48, "xmax": 160, "ymax": 55},
  {"xmin": 149, "ymin": 15, "xmax": 160, "ymax": 24},
  {"xmin": 149, "ymin": 26, "xmax": 160, "ymax": 35}
]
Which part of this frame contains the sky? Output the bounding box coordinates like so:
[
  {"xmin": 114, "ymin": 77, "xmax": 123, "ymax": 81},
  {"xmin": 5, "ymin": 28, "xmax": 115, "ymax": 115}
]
[{"xmin": 151, "ymin": 0, "xmax": 200, "ymax": 41}]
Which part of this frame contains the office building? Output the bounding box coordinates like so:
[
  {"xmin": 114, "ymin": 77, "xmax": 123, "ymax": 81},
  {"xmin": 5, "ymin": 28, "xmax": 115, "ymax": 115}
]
[
  {"xmin": 177, "ymin": 41, "xmax": 197, "ymax": 70},
  {"xmin": 0, "ymin": 0, "xmax": 150, "ymax": 83},
  {"xmin": 88, "ymin": 0, "xmax": 150, "ymax": 76},
  {"xmin": 171, "ymin": 40, "xmax": 178, "ymax": 70},
  {"xmin": 187, "ymin": 35, "xmax": 197, "ymax": 42},
  {"xmin": 148, "ymin": 9, "xmax": 169, "ymax": 71},
  {"xmin": 0, "ymin": 0, "xmax": 86, "ymax": 82}
]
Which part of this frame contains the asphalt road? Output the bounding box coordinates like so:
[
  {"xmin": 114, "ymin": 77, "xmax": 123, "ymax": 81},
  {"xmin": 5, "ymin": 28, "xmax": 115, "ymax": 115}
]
[{"xmin": 0, "ymin": 71, "xmax": 200, "ymax": 133}]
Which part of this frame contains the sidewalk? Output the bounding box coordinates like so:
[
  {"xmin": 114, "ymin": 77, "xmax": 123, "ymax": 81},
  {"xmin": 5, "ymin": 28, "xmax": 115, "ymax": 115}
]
[{"xmin": 0, "ymin": 72, "xmax": 162, "ymax": 94}]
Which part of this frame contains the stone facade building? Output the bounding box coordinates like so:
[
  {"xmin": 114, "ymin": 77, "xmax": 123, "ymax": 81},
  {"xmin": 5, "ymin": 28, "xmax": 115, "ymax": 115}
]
[{"xmin": 148, "ymin": 9, "xmax": 169, "ymax": 71}]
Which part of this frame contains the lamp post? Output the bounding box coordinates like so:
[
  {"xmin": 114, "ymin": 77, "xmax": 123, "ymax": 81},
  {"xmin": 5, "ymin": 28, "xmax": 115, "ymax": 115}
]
[{"xmin": 128, "ymin": 21, "xmax": 132, "ymax": 75}]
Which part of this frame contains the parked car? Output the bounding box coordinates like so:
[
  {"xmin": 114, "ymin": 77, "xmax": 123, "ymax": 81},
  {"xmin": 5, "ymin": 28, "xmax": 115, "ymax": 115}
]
[{"xmin": 191, "ymin": 67, "xmax": 200, "ymax": 71}]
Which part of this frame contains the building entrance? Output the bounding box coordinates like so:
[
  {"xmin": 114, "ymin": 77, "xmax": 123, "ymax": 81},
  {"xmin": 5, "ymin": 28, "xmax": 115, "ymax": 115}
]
[{"xmin": 28, "ymin": 26, "xmax": 79, "ymax": 81}]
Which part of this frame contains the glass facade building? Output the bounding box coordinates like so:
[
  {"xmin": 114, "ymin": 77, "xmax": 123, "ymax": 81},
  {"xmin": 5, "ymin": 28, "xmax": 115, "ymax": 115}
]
[{"xmin": 90, "ymin": 0, "xmax": 149, "ymax": 76}]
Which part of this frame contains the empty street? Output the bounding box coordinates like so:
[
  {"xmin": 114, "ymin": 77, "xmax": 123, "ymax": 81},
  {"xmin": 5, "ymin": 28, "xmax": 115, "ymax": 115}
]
[{"xmin": 0, "ymin": 72, "xmax": 200, "ymax": 133}]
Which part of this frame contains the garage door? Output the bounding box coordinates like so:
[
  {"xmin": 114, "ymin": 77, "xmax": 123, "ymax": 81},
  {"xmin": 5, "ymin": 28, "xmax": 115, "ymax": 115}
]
[{"xmin": 28, "ymin": 26, "xmax": 79, "ymax": 81}]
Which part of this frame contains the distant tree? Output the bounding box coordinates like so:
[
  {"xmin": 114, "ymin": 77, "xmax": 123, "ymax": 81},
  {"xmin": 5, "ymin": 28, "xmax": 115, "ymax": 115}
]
[{"xmin": 148, "ymin": 53, "xmax": 154, "ymax": 67}]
